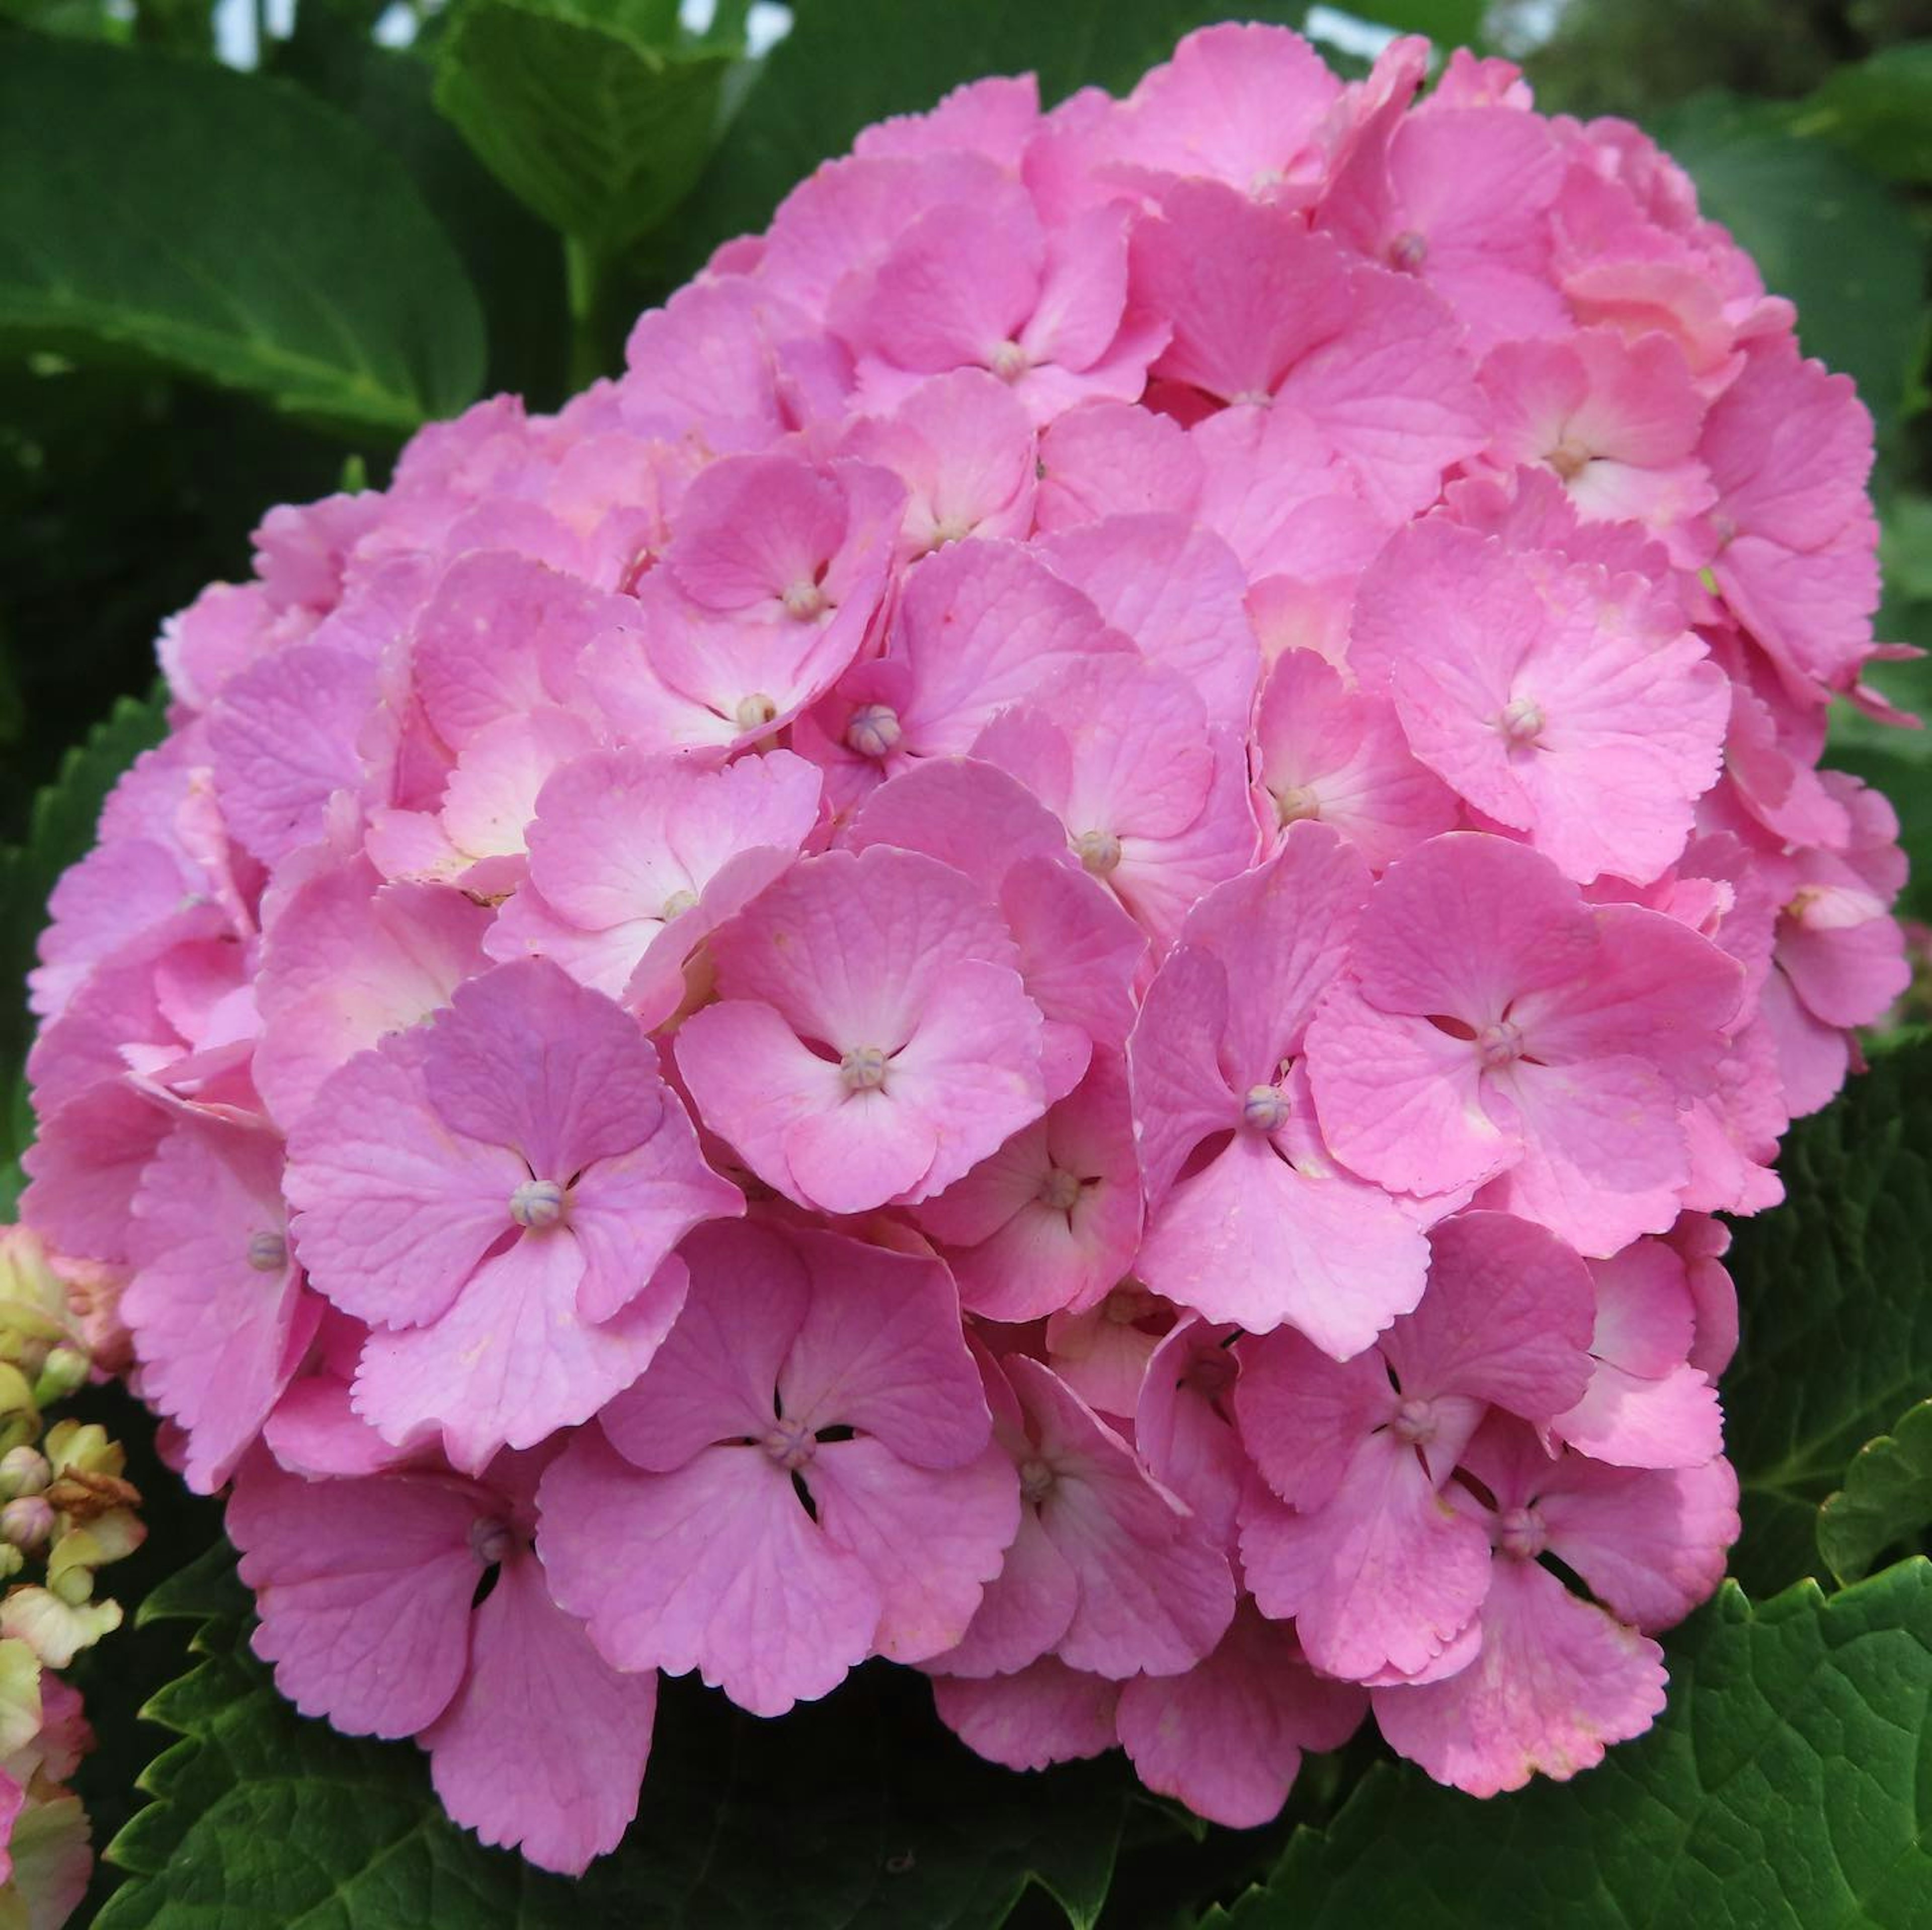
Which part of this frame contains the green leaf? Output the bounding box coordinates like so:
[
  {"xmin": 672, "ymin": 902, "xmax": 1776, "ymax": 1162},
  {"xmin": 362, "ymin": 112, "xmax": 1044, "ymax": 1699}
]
[
  {"xmin": 1648, "ymin": 94, "xmax": 1927, "ymax": 454},
  {"xmin": 0, "ymin": 39, "xmax": 486, "ymax": 437},
  {"xmin": 1203, "ymin": 1560, "xmax": 1932, "ymax": 1929},
  {"xmin": 661, "ymin": 1, "xmax": 1315, "ymax": 289},
  {"xmin": 99, "ymin": 1563, "xmax": 1126, "ymax": 1928},
  {"xmin": 1721, "ymin": 1039, "xmax": 1932, "ymax": 1598},
  {"xmin": 433, "ymin": 0, "xmax": 742, "ymax": 260},
  {"xmin": 0, "ymin": 687, "xmax": 169, "ymax": 1212},
  {"xmin": 1795, "ymin": 43, "xmax": 1932, "ymax": 187},
  {"xmin": 1819, "ymin": 1402, "xmax": 1932, "ymax": 1586}
]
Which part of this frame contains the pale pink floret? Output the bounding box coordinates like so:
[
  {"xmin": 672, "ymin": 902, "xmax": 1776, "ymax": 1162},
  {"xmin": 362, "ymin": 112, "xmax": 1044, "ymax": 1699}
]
[
  {"xmin": 1252, "ymin": 648, "xmax": 1459, "ymax": 870},
  {"xmin": 1237, "ymin": 1211, "xmax": 1595, "ymax": 1683},
  {"xmin": 1318, "ymin": 103, "xmax": 1569, "ymax": 355},
  {"xmin": 229, "ymin": 1448, "xmax": 656, "ymax": 1874},
  {"xmin": 840, "ymin": 370, "xmax": 1037, "ymax": 556},
  {"xmin": 1306, "ymin": 833, "xmax": 1743, "ymax": 1254},
  {"xmin": 829, "ymin": 180, "xmax": 1164, "ymax": 423},
  {"xmin": 1128, "ymin": 824, "xmax": 1430, "ymax": 1356},
  {"xmin": 675, "ymin": 846, "xmax": 1048, "ymax": 1214},
  {"xmin": 844, "ymin": 758, "xmax": 1146, "ymax": 1099},
  {"xmin": 536, "ymin": 1221, "xmax": 1018, "ymax": 1715},
  {"xmin": 1100, "ymin": 23, "xmax": 1343, "ymax": 206},
  {"xmin": 1350, "ymin": 520, "xmax": 1728, "ymax": 885},
  {"xmin": 914, "ymin": 1057, "xmax": 1141, "ymax": 1323},
  {"xmin": 972, "ymin": 654, "xmax": 1256, "ymax": 946},
  {"xmin": 929, "ymin": 1351, "xmax": 1233, "ymax": 1683},
  {"xmin": 124, "ymin": 1117, "xmax": 320, "ymax": 1494},
  {"xmin": 1133, "ymin": 185, "xmax": 1489, "ymax": 519},
  {"xmin": 1371, "ymin": 1414, "xmax": 1737, "ymax": 1794},
  {"xmin": 486, "ymin": 747, "xmax": 822, "ymax": 1018},
  {"xmin": 253, "ymin": 855, "xmax": 489, "ymax": 1130},
  {"xmin": 799, "ymin": 538, "xmax": 1134, "ymax": 813},
  {"xmin": 1480, "ymin": 328, "xmax": 1714, "ymax": 548},
  {"xmin": 286, "ymin": 959, "xmax": 741, "ymax": 1470}
]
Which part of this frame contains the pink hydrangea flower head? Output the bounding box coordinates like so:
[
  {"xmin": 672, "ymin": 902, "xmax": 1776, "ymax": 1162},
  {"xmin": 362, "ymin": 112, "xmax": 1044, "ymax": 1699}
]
[{"xmin": 13, "ymin": 13, "xmax": 1911, "ymax": 1862}]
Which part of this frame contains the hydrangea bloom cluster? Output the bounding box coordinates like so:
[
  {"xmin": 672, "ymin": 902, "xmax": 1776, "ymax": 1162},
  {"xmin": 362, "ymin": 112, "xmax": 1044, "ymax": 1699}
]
[{"xmin": 18, "ymin": 24, "xmax": 1911, "ymax": 1872}]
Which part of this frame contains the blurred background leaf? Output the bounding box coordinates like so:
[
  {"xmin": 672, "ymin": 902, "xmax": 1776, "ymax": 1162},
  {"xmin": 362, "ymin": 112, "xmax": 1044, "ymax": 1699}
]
[{"xmin": 0, "ymin": 37, "xmax": 486, "ymax": 436}]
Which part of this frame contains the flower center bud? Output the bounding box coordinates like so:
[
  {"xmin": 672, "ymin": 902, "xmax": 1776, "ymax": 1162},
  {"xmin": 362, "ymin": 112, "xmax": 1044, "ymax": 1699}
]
[
  {"xmin": 1388, "ymin": 229, "xmax": 1428, "ymax": 273},
  {"xmin": 1242, "ymin": 1083, "xmax": 1291, "ymax": 1134},
  {"xmin": 782, "ymin": 579, "xmax": 827, "ymax": 622},
  {"xmin": 839, "ymin": 1045, "xmax": 889, "ymax": 1093},
  {"xmin": 735, "ymin": 691, "xmax": 778, "ymax": 732},
  {"xmin": 509, "ymin": 1178, "xmax": 567, "ymax": 1229},
  {"xmin": 1019, "ymin": 1457, "xmax": 1056, "ymax": 1505},
  {"xmin": 1036, "ymin": 1166, "xmax": 1082, "ymax": 1213},
  {"xmin": 762, "ymin": 1417, "xmax": 816, "ymax": 1471},
  {"xmin": 1547, "ymin": 439, "xmax": 1591, "ymax": 481},
  {"xmin": 1475, "ymin": 1020, "xmax": 1524, "ymax": 1070},
  {"xmin": 247, "ymin": 1230, "xmax": 288, "ymax": 1273},
  {"xmin": 1497, "ymin": 696, "xmax": 1546, "ymax": 747},
  {"xmin": 469, "ymin": 1517, "xmax": 513, "ymax": 1567},
  {"xmin": 661, "ymin": 887, "xmax": 699, "ymax": 920},
  {"xmin": 1391, "ymin": 1396, "xmax": 1438, "ymax": 1446},
  {"xmin": 844, "ymin": 703, "xmax": 902, "ymax": 759},
  {"xmin": 1273, "ymin": 783, "xmax": 1321, "ymax": 827},
  {"xmin": 1074, "ymin": 828, "xmax": 1122, "ymax": 875},
  {"xmin": 989, "ymin": 339, "xmax": 1030, "ymax": 383},
  {"xmin": 1497, "ymin": 1504, "xmax": 1547, "ymax": 1560}
]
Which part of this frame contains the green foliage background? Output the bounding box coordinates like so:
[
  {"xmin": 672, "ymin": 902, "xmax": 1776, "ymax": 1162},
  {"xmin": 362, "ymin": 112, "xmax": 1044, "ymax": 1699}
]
[{"xmin": 1, "ymin": 0, "xmax": 1929, "ymax": 1922}]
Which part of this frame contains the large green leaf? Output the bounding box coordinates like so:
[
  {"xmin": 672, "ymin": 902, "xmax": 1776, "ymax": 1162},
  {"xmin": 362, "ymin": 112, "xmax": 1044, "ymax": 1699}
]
[
  {"xmin": 1797, "ymin": 43, "xmax": 1932, "ymax": 187},
  {"xmin": 433, "ymin": 0, "xmax": 743, "ymax": 260},
  {"xmin": 0, "ymin": 39, "xmax": 485, "ymax": 437},
  {"xmin": 1650, "ymin": 95, "xmax": 1926, "ymax": 455},
  {"xmin": 1721, "ymin": 1040, "xmax": 1932, "ymax": 1598},
  {"xmin": 97, "ymin": 1563, "xmax": 1126, "ymax": 1929},
  {"xmin": 0, "ymin": 688, "xmax": 169, "ymax": 1213},
  {"xmin": 1203, "ymin": 1560, "xmax": 1932, "ymax": 1929},
  {"xmin": 660, "ymin": 1, "xmax": 1317, "ymax": 286},
  {"xmin": 1819, "ymin": 1402, "xmax": 1932, "ymax": 1586}
]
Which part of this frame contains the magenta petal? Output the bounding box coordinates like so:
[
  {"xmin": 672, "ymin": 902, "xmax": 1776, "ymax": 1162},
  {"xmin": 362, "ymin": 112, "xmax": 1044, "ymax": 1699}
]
[{"xmin": 424, "ymin": 1553, "xmax": 657, "ymax": 1876}]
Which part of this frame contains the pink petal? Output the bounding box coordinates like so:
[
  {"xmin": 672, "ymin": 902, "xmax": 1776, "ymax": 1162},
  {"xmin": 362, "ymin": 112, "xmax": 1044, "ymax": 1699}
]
[
  {"xmin": 424, "ymin": 1552, "xmax": 657, "ymax": 1875},
  {"xmin": 931, "ymin": 1658, "xmax": 1121, "ymax": 1771},
  {"xmin": 1372, "ymin": 1556, "xmax": 1666, "ymax": 1796}
]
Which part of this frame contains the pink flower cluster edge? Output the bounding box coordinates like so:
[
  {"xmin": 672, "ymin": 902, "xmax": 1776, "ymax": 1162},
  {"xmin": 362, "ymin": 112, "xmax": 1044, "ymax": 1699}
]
[{"xmin": 16, "ymin": 23, "xmax": 1914, "ymax": 1875}]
